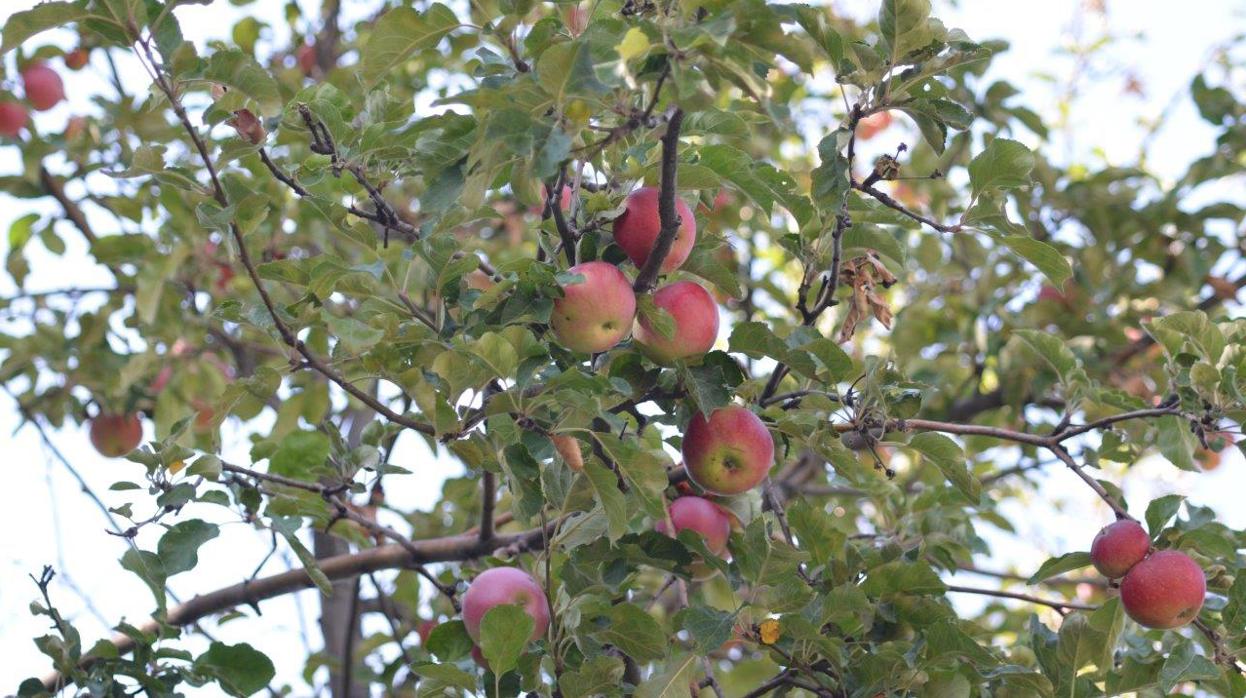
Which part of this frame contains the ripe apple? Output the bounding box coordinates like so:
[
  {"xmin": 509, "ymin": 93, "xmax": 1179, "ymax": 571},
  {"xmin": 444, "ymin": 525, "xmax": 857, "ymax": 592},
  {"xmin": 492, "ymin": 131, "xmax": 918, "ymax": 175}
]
[
  {"xmin": 296, "ymin": 44, "xmax": 317, "ymax": 75},
  {"xmin": 633, "ymin": 280, "xmax": 719, "ymax": 364},
  {"xmin": 550, "ymin": 261, "xmax": 636, "ymax": 353},
  {"xmin": 552, "ymin": 433, "xmax": 584, "ymax": 472},
  {"xmin": 612, "ymin": 186, "xmax": 697, "ymax": 274},
  {"xmin": 1090, "ymin": 519, "xmax": 1150, "ymax": 578},
  {"xmin": 22, "ymin": 63, "xmax": 65, "ymax": 111},
  {"xmin": 470, "ymin": 644, "xmax": 490, "ymax": 671},
  {"xmin": 1120, "ymin": 550, "xmax": 1205, "ymax": 629},
  {"xmin": 461, "ymin": 566, "xmax": 550, "ymax": 644},
  {"xmin": 856, "ymin": 111, "xmax": 892, "ymax": 140},
  {"xmin": 1197, "ymin": 431, "xmax": 1235, "ymax": 472},
  {"xmin": 415, "ymin": 619, "xmax": 437, "ymax": 645},
  {"xmin": 682, "ymin": 405, "xmax": 774, "ymax": 495},
  {"xmin": 64, "ymin": 48, "xmax": 89, "ymax": 70},
  {"xmin": 0, "ymin": 102, "xmax": 28, "ymax": 138},
  {"xmin": 89, "ymin": 413, "xmax": 143, "ymax": 457},
  {"xmin": 655, "ymin": 496, "xmax": 732, "ymax": 556}
]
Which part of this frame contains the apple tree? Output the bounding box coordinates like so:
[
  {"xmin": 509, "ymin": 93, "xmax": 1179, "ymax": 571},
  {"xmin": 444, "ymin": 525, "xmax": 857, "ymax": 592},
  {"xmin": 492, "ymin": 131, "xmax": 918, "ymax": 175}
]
[{"xmin": 3, "ymin": 0, "xmax": 1246, "ymax": 695}]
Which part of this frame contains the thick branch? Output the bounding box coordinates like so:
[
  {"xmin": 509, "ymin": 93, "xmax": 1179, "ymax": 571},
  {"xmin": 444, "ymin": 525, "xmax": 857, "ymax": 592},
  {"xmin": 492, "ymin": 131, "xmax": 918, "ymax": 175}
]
[
  {"xmin": 633, "ymin": 107, "xmax": 685, "ymax": 293},
  {"xmin": 41, "ymin": 521, "xmax": 558, "ymax": 690}
]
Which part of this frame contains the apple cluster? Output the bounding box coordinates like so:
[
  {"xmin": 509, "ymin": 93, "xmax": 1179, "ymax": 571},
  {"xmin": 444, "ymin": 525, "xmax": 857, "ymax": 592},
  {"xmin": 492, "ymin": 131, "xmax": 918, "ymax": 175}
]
[
  {"xmin": 549, "ymin": 185, "xmax": 775, "ymax": 574},
  {"xmin": 1090, "ymin": 519, "xmax": 1206, "ymax": 629},
  {"xmin": 0, "ymin": 60, "xmax": 70, "ymax": 138}
]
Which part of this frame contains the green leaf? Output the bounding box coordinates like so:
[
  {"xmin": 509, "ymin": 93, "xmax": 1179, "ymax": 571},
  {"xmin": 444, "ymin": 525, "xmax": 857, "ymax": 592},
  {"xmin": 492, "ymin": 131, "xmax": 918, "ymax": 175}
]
[
  {"xmin": 478, "ymin": 604, "xmax": 534, "ymax": 677},
  {"xmin": 678, "ymin": 353, "xmax": 740, "ymax": 415},
  {"xmin": 908, "ymin": 432, "xmax": 981, "ymax": 501},
  {"xmin": 426, "ymin": 620, "xmax": 473, "ymax": 662},
  {"xmin": 878, "ymin": 0, "xmax": 934, "ymax": 63},
  {"xmin": 861, "ymin": 560, "xmax": 946, "ymax": 596},
  {"xmin": 558, "ymin": 655, "xmax": 626, "ymax": 698},
  {"xmin": 1159, "ymin": 639, "xmax": 1220, "ymax": 693},
  {"xmin": 203, "ymin": 49, "xmax": 283, "ymax": 117},
  {"xmin": 269, "ymin": 430, "xmax": 332, "ymax": 481},
  {"xmin": 968, "ymin": 139, "xmax": 1035, "ymax": 194},
  {"xmin": 360, "ymin": 4, "xmax": 459, "ymax": 86},
  {"xmin": 592, "ymin": 603, "xmax": 667, "ymax": 662},
  {"xmin": 1145, "ymin": 494, "xmax": 1185, "ymax": 536},
  {"xmin": 194, "ymin": 642, "xmax": 276, "ymax": 697},
  {"xmin": 583, "ymin": 460, "xmax": 629, "ymax": 541},
  {"xmin": 634, "ymin": 654, "xmax": 697, "ymax": 698},
  {"xmin": 279, "ymin": 530, "xmax": 333, "ymax": 596},
  {"xmin": 636, "ymin": 294, "xmax": 676, "ymax": 341},
  {"xmin": 675, "ymin": 606, "xmax": 736, "ymax": 654},
  {"xmin": 993, "ymin": 235, "xmax": 1072, "ymax": 287},
  {"xmin": 1013, "ymin": 329, "xmax": 1078, "ymax": 381},
  {"xmin": 1157, "ymin": 416, "xmax": 1199, "ymax": 472},
  {"xmin": 2, "ymin": 2, "xmax": 89, "ymax": 54},
  {"xmin": 786, "ymin": 498, "xmax": 843, "ymax": 567},
  {"xmin": 157, "ymin": 519, "xmax": 219, "ymax": 576},
  {"xmin": 1027, "ymin": 551, "xmax": 1091, "ymax": 584}
]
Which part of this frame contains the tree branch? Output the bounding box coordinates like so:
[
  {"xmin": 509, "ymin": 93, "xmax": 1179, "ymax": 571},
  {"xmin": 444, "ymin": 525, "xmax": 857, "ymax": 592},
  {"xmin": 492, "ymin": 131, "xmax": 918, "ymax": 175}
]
[
  {"xmin": 945, "ymin": 584, "xmax": 1094, "ymax": 613},
  {"xmin": 41, "ymin": 519, "xmax": 561, "ymax": 690},
  {"xmin": 632, "ymin": 107, "xmax": 685, "ymax": 293}
]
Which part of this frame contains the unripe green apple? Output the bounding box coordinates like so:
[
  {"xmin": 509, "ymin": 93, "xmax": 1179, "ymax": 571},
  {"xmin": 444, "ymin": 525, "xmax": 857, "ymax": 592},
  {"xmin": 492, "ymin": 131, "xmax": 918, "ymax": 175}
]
[
  {"xmin": 1120, "ymin": 550, "xmax": 1205, "ymax": 629},
  {"xmin": 550, "ymin": 261, "xmax": 636, "ymax": 353},
  {"xmin": 612, "ymin": 186, "xmax": 696, "ymax": 273},
  {"xmin": 681, "ymin": 405, "xmax": 773, "ymax": 495},
  {"xmin": 1089, "ymin": 519, "xmax": 1150, "ymax": 579},
  {"xmin": 633, "ymin": 280, "xmax": 719, "ymax": 364}
]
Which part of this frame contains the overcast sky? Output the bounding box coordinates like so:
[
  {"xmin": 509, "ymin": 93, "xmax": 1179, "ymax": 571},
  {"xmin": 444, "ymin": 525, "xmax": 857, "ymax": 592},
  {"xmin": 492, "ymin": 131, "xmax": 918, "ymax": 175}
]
[{"xmin": 1, "ymin": 0, "xmax": 1243, "ymax": 693}]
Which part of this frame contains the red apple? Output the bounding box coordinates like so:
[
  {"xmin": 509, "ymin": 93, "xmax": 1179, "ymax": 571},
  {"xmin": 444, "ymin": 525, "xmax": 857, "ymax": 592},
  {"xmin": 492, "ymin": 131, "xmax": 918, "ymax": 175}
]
[
  {"xmin": 1120, "ymin": 550, "xmax": 1205, "ymax": 629},
  {"xmin": 89, "ymin": 413, "xmax": 143, "ymax": 457},
  {"xmin": 612, "ymin": 186, "xmax": 696, "ymax": 274},
  {"xmin": 656, "ymin": 496, "xmax": 732, "ymax": 556},
  {"xmin": 550, "ymin": 261, "xmax": 636, "ymax": 353},
  {"xmin": 22, "ymin": 63, "xmax": 65, "ymax": 111},
  {"xmin": 682, "ymin": 405, "xmax": 774, "ymax": 495},
  {"xmin": 470, "ymin": 644, "xmax": 490, "ymax": 671},
  {"xmin": 461, "ymin": 567, "xmax": 550, "ymax": 644},
  {"xmin": 64, "ymin": 48, "xmax": 89, "ymax": 70},
  {"xmin": 0, "ymin": 102, "xmax": 28, "ymax": 138},
  {"xmin": 415, "ymin": 619, "xmax": 437, "ymax": 645},
  {"xmin": 552, "ymin": 434, "xmax": 584, "ymax": 472},
  {"xmin": 1090, "ymin": 519, "xmax": 1150, "ymax": 578},
  {"xmin": 633, "ymin": 280, "xmax": 719, "ymax": 364},
  {"xmin": 856, "ymin": 111, "xmax": 892, "ymax": 140},
  {"xmin": 296, "ymin": 44, "xmax": 317, "ymax": 75}
]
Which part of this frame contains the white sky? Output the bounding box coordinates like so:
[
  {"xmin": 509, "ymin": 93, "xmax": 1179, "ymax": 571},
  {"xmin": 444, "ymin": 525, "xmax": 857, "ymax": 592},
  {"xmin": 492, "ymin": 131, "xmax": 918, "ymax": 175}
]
[{"xmin": 0, "ymin": 0, "xmax": 1244, "ymax": 693}]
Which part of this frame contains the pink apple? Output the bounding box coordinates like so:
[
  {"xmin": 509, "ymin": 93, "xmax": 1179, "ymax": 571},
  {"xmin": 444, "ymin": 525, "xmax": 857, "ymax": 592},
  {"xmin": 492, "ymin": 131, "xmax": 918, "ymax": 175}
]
[
  {"xmin": 0, "ymin": 102, "xmax": 28, "ymax": 138},
  {"xmin": 296, "ymin": 44, "xmax": 317, "ymax": 75},
  {"xmin": 550, "ymin": 261, "xmax": 636, "ymax": 353},
  {"xmin": 682, "ymin": 405, "xmax": 774, "ymax": 495},
  {"xmin": 22, "ymin": 63, "xmax": 64, "ymax": 111},
  {"xmin": 461, "ymin": 567, "xmax": 550, "ymax": 644},
  {"xmin": 612, "ymin": 186, "xmax": 696, "ymax": 273},
  {"xmin": 1090, "ymin": 519, "xmax": 1150, "ymax": 578},
  {"xmin": 1120, "ymin": 550, "xmax": 1205, "ymax": 629},
  {"xmin": 89, "ymin": 413, "xmax": 143, "ymax": 457},
  {"xmin": 633, "ymin": 280, "xmax": 719, "ymax": 364},
  {"xmin": 656, "ymin": 496, "xmax": 732, "ymax": 556}
]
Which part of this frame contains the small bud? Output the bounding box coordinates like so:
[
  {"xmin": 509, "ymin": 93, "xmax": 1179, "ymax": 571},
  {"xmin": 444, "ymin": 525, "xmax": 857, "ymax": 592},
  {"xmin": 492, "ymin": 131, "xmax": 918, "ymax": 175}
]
[{"xmin": 226, "ymin": 109, "xmax": 265, "ymax": 145}]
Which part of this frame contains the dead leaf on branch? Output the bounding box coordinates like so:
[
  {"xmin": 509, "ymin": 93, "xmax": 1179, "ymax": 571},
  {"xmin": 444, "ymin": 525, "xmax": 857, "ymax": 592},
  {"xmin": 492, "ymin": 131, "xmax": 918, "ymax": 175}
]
[{"xmin": 836, "ymin": 251, "xmax": 897, "ymax": 344}]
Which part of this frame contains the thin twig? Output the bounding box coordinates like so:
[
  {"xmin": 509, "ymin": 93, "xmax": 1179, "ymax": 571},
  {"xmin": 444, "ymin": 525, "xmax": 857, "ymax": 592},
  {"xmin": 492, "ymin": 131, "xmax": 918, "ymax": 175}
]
[{"xmin": 945, "ymin": 584, "xmax": 1094, "ymax": 613}]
